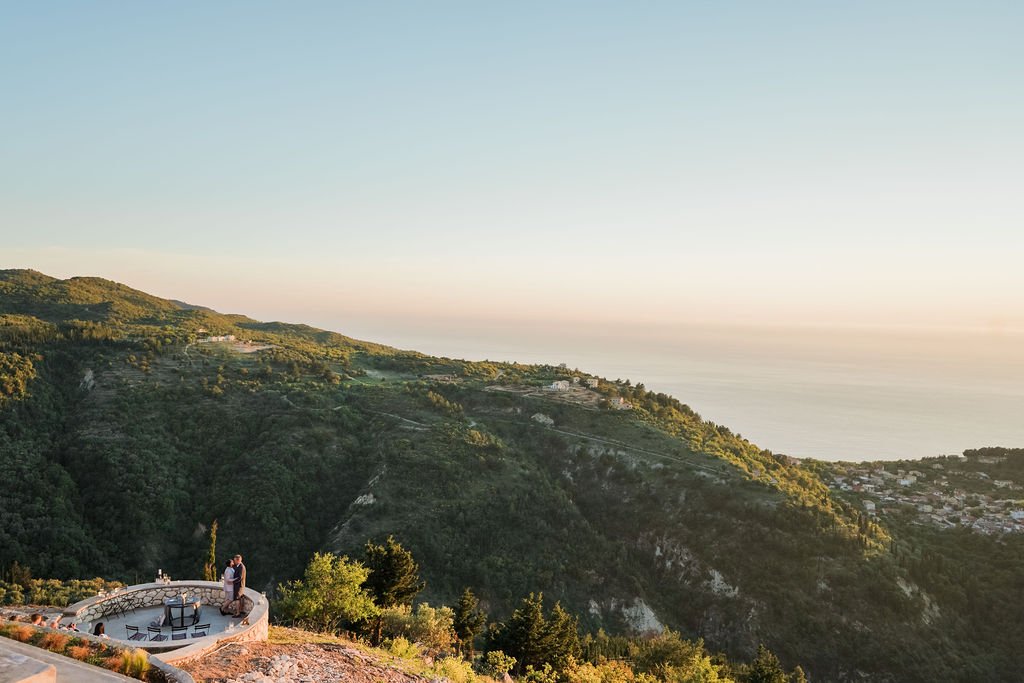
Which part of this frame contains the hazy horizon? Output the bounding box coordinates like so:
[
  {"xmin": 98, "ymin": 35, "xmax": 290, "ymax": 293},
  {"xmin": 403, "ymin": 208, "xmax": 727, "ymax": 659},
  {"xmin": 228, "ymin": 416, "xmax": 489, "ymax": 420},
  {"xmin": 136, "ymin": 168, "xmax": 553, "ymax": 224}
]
[
  {"xmin": 7, "ymin": 264, "xmax": 1024, "ymax": 462},
  {"xmin": 4, "ymin": 3, "xmax": 1023, "ymax": 460},
  {"xmin": 316, "ymin": 313, "xmax": 1024, "ymax": 463}
]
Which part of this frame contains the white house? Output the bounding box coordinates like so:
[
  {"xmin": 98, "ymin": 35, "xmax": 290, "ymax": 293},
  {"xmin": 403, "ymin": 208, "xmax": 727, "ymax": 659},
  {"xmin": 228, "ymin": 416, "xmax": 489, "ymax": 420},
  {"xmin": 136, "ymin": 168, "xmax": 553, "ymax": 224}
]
[
  {"xmin": 610, "ymin": 397, "xmax": 632, "ymax": 410},
  {"xmin": 585, "ymin": 378, "xmax": 599, "ymax": 389},
  {"xmin": 864, "ymin": 500, "xmax": 876, "ymax": 513},
  {"xmin": 898, "ymin": 476, "xmax": 917, "ymax": 487},
  {"xmin": 546, "ymin": 380, "xmax": 570, "ymax": 392},
  {"xmin": 531, "ymin": 413, "xmax": 555, "ymax": 427},
  {"xmin": 1011, "ymin": 510, "xmax": 1024, "ymax": 521}
]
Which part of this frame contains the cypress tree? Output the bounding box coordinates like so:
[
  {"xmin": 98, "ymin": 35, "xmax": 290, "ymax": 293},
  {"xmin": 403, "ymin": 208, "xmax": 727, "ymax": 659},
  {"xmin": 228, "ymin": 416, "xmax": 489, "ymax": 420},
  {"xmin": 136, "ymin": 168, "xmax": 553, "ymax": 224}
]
[
  {"xmin": 363, "ymin": 535, "xmax": 425, "ymax": 644},
  {"xmin": 363, "ymin": 535, "xmax": 425, "ymax": 608},
  {"xmin": 202, "ymin": 520, "xmax": 218, "ymax": 582},
  {"xmin": 504, "ymin": 592, "xmax": 549, "ymax": 674},
  {"xmin": 454, "ymin": 587, "xmax": 487, "ymax": 657},
  {"xmin": 745, "ymin": 644, "xmax": 788, "ymax": 683},
  {"xmin": 545, "ymin": 601, "xmax": 581, "ymax": 674}
]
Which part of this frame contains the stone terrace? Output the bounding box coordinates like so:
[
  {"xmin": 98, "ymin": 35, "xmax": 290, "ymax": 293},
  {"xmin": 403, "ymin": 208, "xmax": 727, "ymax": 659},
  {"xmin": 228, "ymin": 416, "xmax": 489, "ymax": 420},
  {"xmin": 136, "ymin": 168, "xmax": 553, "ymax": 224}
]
[
  {"xmin": 63, "ymin": 580, "xmax": 267, "ymax": 658},
  {"xmin": 90, "ymin": 603, "xmax": 242, "ymax": 645}
]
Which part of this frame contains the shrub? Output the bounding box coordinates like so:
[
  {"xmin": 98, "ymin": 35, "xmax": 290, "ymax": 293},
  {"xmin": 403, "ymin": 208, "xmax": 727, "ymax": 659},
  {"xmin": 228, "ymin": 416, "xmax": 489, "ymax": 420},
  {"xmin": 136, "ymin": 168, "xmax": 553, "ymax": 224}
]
[
  {"xmin": 568, "ymin": 660, "xmax": 640, "ymax": 683},
  {"xmin": 39, "ymin": 631, "xmax": 69, "ymax": 652},
  {"xmin": 484, "ymin": 650, "xmax": 518, "ymax": 677},
  {"xmin": 3, "ymin": 586, "xmax": 25, "ymax": 605},
  {"xmin": 103, "ymin": 655, "xmax": 125, "ymax": 672},
  {"xmin": 659, "ymin": 654, "xmax": 732, "ymax": 683},
  {"xmin": 275, "ymin": 552, "xmax": 377, "ymax": 632},
  {"xmin": 524, "ymin": 663, "xmax": 559, "ymax": 683},
  {"xmin": 67, "ymin": 645, "xmax": 92, "ymax": 661},
  {"xmin": 119, "ymin": 648, "xmax": 150, "ymax": 678},
  {"xmin": 0, "ymin": 578, "xmax": 122, "ymax": 607},
  {"xmin": 432, "ymin": 656, "xmax": 478, "ymax": 683},
  {"xmin": 381, "ymin": 603, "xmax": 456, "ymax": 655},
  {"xmin": 9, "ymin": 625, "xmax": 34, "ymax": 642},
  {"xmin": 388, "ymin": 636, "xmax": 422, "ymax": 660}
]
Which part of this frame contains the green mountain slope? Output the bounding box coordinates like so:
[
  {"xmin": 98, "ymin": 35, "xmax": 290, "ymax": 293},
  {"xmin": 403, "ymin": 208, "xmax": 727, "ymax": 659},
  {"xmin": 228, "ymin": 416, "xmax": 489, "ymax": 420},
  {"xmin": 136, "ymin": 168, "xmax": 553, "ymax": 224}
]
[{"xmin": 1, "ymin": 269, "xmax": 1021, "ymax": 682}]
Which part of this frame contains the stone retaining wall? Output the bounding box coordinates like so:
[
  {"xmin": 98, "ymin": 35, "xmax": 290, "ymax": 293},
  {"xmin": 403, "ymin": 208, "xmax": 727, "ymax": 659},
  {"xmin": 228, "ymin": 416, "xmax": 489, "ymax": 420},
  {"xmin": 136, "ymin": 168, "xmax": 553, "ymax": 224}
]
[{"xmin": 65, "ymin": 581, "xmax": 231, "ymax": 625}]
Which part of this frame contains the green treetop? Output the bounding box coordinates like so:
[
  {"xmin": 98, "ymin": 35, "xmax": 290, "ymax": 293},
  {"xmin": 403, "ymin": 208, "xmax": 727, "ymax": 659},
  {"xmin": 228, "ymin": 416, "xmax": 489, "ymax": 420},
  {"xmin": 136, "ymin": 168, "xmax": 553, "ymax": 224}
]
[
  {"xmin": 744, "ymin": 644, "xmax": 788, "ymax": 683},
  {"xmin": 275, "ymin": 552, "xmax": 378, "ymax": 633},
  {"xmin": 363, "ymin": 535, "xmax": 425, "ymax": 608},
  {"xmin": 453, "ymin": 587, "xmax": 487, "ymax": 657}
]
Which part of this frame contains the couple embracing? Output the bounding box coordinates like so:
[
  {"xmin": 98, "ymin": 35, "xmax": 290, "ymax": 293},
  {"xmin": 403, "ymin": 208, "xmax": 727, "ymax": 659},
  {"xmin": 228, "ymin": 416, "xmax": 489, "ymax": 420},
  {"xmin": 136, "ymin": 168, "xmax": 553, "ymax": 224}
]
[{"xmin": 220, "ymin": 554, "xmax": 248, "ymax": 617}]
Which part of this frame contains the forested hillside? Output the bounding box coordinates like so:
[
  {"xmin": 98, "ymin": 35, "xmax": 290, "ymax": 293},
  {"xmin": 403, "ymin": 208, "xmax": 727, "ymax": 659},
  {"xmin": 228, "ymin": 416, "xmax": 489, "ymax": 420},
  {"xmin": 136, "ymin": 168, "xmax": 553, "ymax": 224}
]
[{"xmin": 2, "ymin": 269, "xmax": 1022, "ymax": 682}]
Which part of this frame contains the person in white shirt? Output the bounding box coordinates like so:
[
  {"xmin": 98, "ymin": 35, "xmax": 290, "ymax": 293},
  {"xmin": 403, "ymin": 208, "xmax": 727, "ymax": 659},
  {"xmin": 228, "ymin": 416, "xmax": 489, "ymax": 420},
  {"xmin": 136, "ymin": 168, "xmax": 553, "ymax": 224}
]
[{"xmin": 221, "ymin": 558, "xmax": 236, "ymax": 615}]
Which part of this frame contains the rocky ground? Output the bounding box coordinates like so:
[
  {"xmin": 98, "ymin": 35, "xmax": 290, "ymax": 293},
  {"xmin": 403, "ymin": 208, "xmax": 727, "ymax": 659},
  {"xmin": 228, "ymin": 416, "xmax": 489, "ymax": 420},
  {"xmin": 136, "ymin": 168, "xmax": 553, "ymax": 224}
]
[
  {"xmin": 3, "ymin": 608, "xmax": 443, "ymax": 683},
  {"xmin": 181, "ymin": 632, "xmax": 433, "ymax": 683}
]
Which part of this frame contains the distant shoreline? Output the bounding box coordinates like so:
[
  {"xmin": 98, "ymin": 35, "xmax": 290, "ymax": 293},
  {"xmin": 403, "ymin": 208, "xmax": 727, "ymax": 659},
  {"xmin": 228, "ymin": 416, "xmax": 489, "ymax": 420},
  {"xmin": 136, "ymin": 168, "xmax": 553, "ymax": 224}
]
[{"xmin": 349, "ymin": 322, "xmax": 1024, "ymax": 462}]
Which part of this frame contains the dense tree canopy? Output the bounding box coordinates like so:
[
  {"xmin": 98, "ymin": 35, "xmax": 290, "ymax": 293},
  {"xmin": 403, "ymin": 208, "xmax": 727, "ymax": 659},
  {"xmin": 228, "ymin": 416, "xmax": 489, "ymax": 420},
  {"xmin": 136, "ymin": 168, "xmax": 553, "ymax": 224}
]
[{"xmin": 2, "ymin": 270, "xmax": 1023, "ymax": 683}]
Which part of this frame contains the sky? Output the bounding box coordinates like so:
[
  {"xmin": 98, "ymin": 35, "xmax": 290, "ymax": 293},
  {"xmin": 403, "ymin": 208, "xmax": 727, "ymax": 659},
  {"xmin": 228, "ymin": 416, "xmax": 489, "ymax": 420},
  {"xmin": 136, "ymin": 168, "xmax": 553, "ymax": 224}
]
[{"xmin": 3, "ymin": 1, "xmax": 1023, "ymax": 336}]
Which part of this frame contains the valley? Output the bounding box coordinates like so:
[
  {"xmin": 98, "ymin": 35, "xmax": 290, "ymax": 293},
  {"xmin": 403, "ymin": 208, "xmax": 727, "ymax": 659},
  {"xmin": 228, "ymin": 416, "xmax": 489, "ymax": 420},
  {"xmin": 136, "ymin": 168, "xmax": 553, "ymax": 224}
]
[{"xmin": 2, "ymin": 270, "xmax": 1023, "ymax": 682}]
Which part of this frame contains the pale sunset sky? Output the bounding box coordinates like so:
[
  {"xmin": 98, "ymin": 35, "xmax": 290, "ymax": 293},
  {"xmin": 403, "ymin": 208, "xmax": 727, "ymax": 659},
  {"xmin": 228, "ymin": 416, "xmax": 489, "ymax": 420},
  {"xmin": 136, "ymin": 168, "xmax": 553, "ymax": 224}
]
[{"xmin": 3, "ymin": 2, "xmax": 1023, "ymax": 338}]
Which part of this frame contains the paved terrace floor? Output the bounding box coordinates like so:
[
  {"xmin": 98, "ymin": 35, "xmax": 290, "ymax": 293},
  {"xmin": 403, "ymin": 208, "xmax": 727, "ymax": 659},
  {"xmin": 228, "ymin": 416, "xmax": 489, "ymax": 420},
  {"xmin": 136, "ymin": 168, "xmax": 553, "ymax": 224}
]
[{"xmin": 83, "ymin": 604, "xmax": 243, "ymax": 645}]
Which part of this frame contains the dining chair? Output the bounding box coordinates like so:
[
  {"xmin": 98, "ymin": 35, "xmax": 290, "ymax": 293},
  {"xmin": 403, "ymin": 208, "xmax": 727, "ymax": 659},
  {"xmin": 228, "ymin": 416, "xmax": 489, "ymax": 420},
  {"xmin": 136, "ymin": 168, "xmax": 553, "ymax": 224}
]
[{"xmin": 125, "ymin": 625, "xmax": 148, "ymax": 641}]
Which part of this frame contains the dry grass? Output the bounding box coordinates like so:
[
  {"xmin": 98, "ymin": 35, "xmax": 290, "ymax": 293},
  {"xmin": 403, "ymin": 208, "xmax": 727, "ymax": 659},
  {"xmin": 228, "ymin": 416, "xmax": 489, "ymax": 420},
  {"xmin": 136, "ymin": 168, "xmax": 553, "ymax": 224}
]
[
  {"xmin": 67, "ymin": 645, "xmax": 93, "ymax": 661},
  {"xmin": 269, "ymin": 625, "xmax": 351, "ymax": 646},
  {"xmin": 39, "ymin": 631, "xmax": 70, "ymax": 652},
  {"xmin": 0, "ymin": 624, "xmax": 151, "ymax": 681},
  {"xmin": 8, "ymin": 625, "xmax": 35, "ymax": 642},
  {"xmin": 120, "ymin": 648, "xmax": 150, "ymax": 678},
  {"xmin": 102, "ymin": 654, "xmax": 125, "ymax": 672}
]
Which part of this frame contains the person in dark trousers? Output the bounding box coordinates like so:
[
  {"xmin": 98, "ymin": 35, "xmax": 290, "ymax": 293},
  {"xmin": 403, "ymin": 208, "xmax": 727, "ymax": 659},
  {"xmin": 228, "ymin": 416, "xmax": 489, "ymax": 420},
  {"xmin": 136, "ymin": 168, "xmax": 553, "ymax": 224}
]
[{"xmin": 232, "ymin": 554, "xmax": 247, "ymax": 617}]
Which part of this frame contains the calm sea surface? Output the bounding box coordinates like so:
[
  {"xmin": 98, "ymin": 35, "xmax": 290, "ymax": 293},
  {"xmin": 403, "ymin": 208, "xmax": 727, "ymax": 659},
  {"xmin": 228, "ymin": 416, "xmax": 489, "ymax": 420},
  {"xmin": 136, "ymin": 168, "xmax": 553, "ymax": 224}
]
[{"xmin": 341, "ymin": 321, "xmax": 1024, "ymax": 462}]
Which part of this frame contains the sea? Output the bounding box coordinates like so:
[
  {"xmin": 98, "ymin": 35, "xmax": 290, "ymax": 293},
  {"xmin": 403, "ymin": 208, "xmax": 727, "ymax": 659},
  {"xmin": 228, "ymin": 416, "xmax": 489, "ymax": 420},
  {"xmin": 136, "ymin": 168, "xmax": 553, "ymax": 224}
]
[{"xmin": 336, "ymin": 319, "xmax": 1024, "ymax": 463}]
